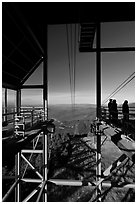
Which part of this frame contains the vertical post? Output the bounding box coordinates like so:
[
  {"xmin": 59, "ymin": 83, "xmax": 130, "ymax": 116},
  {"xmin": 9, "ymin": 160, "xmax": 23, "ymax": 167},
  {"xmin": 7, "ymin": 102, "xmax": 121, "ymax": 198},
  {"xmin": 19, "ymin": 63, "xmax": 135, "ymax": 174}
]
[
  {"xmin": 96, "ymin": 21, "xmax": 102, "ymax": 201},
  {"xmin": 96, "ymin": 22, "xmax": 101, "ymax": 119},
  {"xmin": 43, "ymin": 24, "xmax": 48, "ymax": 201},
  {"xmin": 15, "ymin": 89, "xmax": 21, "ymax": 201},
  {"xmin": 16, "ymin": 89, "xmax": 21, "ymax": 114},
  {"xmin": 4, "ymin": 88, "xmax": 8, "ymax": 122},
  {"xmin": 31, "ymin": 108, "xmax": 34, "ymax": 127}
]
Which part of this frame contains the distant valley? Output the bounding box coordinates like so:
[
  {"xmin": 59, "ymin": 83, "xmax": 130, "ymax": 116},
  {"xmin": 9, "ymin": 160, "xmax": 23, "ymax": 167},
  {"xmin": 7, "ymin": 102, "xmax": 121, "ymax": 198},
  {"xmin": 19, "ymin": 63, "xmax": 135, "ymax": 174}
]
[{"xmin": 48, "ymin": 104, "xmax": 96, "ymax": 122}]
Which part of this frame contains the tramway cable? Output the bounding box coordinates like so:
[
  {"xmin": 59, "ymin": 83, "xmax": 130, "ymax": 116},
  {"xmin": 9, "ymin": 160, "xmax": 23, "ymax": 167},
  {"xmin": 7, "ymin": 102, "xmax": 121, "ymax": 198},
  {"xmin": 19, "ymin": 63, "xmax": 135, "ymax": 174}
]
[
  {"xmin": 66, "ymin": 24, "xmax": 77, "ymax": 111},
  {"xmin": 70, "ymin": 24, "xmax": 74, "ymax": 108},
  {"xmin": 107, "ymin": 75, "xmax": 135, "ymax": 101},
  {"xmin": 73, "ymin": 24, "xmax": 77, "ymax": 107},
  {"xmin": 102, "ymin": 72, "xmax": 135, "ymax": 105},
  {"xmin": 66, "ymin": 24, "xmax": 73, "ymax": 106}
]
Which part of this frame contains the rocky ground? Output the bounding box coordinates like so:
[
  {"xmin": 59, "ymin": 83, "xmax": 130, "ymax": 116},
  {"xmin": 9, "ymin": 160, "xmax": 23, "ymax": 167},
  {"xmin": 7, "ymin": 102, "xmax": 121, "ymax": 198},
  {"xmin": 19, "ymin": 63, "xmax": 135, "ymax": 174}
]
[{"xmin": 47, "ymin": 130, "xmax": 135, "ymax": 202}]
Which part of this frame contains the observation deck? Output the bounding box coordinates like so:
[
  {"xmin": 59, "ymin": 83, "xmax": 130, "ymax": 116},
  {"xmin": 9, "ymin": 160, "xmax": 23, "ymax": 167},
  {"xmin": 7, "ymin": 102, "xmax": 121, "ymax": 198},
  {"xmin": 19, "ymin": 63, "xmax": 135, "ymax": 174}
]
[{"xmin": 2, "ymin": 2, "xmax": 135, "ymax": 202}]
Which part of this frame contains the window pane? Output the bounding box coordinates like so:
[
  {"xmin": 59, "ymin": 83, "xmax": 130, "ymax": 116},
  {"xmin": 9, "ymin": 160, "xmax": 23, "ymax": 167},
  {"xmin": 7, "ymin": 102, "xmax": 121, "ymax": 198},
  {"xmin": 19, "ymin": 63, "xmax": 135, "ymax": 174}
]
[
  {"xmin": 21, "ymin": 89, "xmax": 43, "ymax": 107},
  {"xmin": 101, "ymin": 21, "xmax": 135, "ymax": 48},
  {"xmin": 102, "ymin": 52, "xmax": 135, "ymax": 105}
]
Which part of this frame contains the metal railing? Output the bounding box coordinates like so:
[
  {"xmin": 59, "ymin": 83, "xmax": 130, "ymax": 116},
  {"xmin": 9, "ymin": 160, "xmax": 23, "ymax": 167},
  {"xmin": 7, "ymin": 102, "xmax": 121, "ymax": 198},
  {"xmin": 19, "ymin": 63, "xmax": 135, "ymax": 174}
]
[
  {"xmin": 101, "ymin": 106, "xmax": 135, "ymax": 121},
  {"xmin": 2, "ymin": 107, "xmax": 45, "ymax": 127}
]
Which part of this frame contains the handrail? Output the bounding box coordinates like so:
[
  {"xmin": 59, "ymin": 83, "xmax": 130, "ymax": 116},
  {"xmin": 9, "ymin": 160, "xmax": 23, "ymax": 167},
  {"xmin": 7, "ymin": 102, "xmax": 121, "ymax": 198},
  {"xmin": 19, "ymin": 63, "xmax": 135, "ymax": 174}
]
[
  {"xmin": 101, "ymin": 106, "xmax": 135, "ymax": 114},
  {"xmin": 102, "ymin": 106, "xmax": 135, "ymax": 109},
  {"xmin": 2, "ymin": 108, "xmax": 44, "ymax": 129},
  {"xmin": 2, "ymin": 108, "xmax": 44, "ymax": 116}
]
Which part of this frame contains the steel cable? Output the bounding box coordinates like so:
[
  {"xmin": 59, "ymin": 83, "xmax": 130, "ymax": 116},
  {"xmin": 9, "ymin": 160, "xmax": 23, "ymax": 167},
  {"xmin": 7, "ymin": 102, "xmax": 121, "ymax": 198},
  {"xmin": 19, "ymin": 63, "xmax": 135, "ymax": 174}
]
[{"xmin": 102, "ymin": 72, "xmax": 135, "ymax": 105}]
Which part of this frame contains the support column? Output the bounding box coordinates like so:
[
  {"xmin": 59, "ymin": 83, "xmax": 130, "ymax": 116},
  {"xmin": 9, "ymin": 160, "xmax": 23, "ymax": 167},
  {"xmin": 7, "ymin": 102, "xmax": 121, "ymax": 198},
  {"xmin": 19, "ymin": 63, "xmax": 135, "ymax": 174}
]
[
  {"xmin": 16, "ymin": 89, "xmax": 21, "ymax": 114},
  {"xmin": 43, "ymin": 24, "xmax": 48, "ymax": 202},
  {"xmin": 4, "ymin": 88, "xmax": 8, "ymax": 122},
  {"xmin": 96, "ymin": 22, "xmax": 102, "ymax": 201},
  {"xmin": 15, "ymin": 89, "xmax": 21, "ymax": 202},
  {"xmin": 96, "ymin": 22, "xmax": 101, "ymax": 119}
]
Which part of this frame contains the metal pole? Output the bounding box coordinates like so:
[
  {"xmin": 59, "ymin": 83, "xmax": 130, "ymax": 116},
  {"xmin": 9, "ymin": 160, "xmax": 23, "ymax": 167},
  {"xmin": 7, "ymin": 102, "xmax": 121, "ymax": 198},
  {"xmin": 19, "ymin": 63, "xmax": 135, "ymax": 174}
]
[
  {"xmin": 96, "ymin": 22, "xmax": 101, "ymax": 119},
  {"xmin": 4, "ymin": 88, "xmax": 8, "ymax": 122},
  {"xmin": 22, "ymin": 183, "xmax": 43, "ymax": 202},
  {"xmin": 31, "ymin": 109, "xmax": 34, "ymax": 127},
  {"xmin": 2, "ymin": 180, "xmax": 20, "ymax": 202},
  {"xmin": 43, "ymin": 24, "xmax": 48, "ymax": 201},
  {"xmin": 36, "ymin": 181, "xmax": 46, "ymax": 202},
  {"xmin": 16, "ymin": 89, "xmax": 21, "ymax": 114},
  {"xmin": 96, "ymin": 21, "xmax": 102, "ymax": 201},
  {"xmin": 15, "ymin": 89, "xmax": 21, "ymax": 201},
  {"xmin": 21, "ymin": 154, "xmax": 43, "ymax": 179}
]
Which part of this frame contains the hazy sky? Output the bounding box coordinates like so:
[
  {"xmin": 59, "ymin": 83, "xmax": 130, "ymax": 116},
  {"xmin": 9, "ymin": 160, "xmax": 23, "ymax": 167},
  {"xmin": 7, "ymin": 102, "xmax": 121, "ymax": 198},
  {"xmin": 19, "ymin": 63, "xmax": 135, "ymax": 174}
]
[{"xmin": 3, "ymin": 21, "xmax": 135, "ymax": 106}]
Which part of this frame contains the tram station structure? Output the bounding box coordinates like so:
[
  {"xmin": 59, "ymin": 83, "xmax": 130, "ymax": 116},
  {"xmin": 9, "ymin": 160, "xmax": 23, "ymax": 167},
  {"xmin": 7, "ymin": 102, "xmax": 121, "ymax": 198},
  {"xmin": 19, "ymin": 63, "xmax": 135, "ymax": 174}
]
[{"xmin": 2, "ymin": 2, "xmax": 135, "ymax": 202}]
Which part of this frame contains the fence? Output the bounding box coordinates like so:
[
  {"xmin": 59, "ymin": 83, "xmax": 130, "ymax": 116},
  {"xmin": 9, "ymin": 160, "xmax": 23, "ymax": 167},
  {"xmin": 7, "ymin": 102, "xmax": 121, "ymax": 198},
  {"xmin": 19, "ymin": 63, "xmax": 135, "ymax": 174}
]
[
  {"xmin": 2, "ymin": 107, "xmax": 45, "ymax": 127},
  {"xmin": 101, "ymin": 106, "xmax": 135, "ymax": 120}
]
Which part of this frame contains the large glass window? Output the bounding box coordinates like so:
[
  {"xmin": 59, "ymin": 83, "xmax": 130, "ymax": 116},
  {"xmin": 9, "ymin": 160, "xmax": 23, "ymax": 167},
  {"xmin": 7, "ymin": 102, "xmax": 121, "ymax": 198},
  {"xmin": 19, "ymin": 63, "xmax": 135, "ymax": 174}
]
[
  {"xmin": 101, "ymin": 21, "xmax": 135, "ymax": 48},
  {"xmin": 48, "ymin": 24, "xmax": 96, "ymax": 105},
  {"xmin": 21, "ymin": 89, "xmax": 43, "ymax": 107},
  {"xmin": 102, "ymin": 52, "xmax": 135, "ymax": 105}
]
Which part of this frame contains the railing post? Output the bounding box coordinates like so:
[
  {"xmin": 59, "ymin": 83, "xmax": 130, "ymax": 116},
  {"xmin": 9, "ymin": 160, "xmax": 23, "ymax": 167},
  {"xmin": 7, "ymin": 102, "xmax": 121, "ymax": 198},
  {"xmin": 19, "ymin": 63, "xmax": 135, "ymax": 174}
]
[{"xmin": 31, "ymin": 109, "xmax": 34, "ymax": 127}]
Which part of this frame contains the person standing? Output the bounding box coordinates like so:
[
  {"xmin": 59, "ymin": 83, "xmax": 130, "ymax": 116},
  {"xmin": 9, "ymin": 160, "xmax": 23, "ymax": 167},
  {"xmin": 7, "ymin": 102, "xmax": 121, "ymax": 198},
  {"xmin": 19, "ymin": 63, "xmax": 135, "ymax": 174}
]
[
  {"xmin": 122, "ymin": 100, "xmax": 129, "ymax": 122},
  {"xmin": 122, "ymin": 100, "xmax": 129, "ymax": 135},
  {"xmin": 108, "ymin": 99, "xmax": 113, "ymax": 121},
  {"xmin": 112, "ymin": 99, "xmax": 118, "ymax": 123}
]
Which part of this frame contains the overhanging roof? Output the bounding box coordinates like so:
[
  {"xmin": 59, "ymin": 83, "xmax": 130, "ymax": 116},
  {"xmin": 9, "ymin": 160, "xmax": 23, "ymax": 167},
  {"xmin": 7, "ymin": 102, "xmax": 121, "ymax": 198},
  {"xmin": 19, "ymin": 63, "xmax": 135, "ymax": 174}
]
[{"xmin": 2, "ymin": 2, "xmax": 135, "ymax": 90}]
